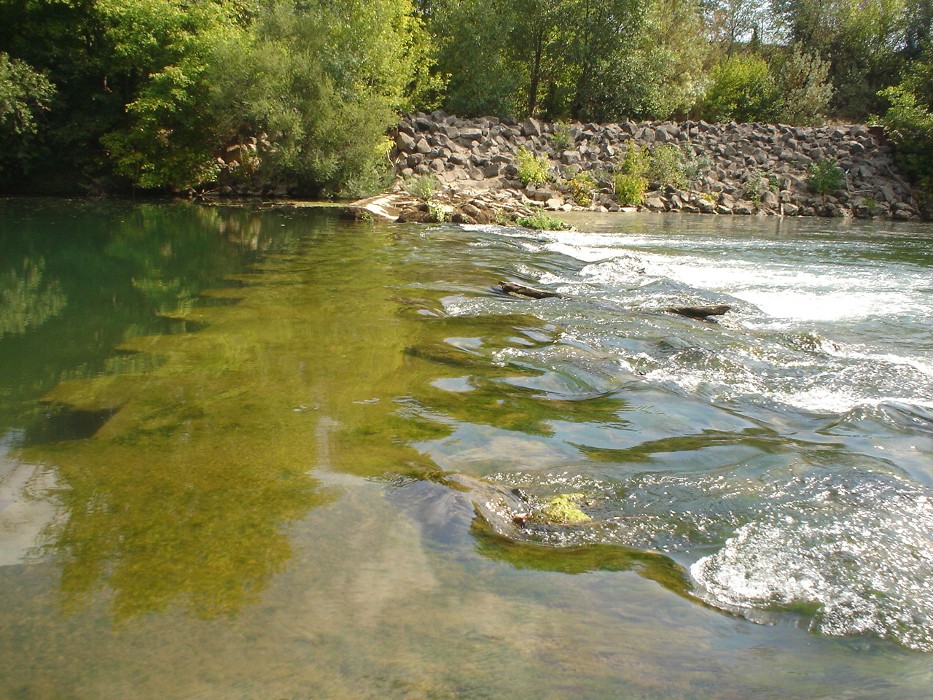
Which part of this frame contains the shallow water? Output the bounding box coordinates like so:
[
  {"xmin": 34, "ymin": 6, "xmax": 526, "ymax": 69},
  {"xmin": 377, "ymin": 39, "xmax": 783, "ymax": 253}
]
[{"xmin": 1, "ymin": 200, "xmax": 932, "ymax": 698}]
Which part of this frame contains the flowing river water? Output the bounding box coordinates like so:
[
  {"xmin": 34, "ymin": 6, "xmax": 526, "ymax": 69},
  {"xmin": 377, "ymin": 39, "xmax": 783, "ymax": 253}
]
[{"xmin": 1, "ymin": 200, "xmax": 931, "ymax": 698}]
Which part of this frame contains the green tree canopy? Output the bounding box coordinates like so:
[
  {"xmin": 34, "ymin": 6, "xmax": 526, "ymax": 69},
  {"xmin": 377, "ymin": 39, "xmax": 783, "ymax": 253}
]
[
  {"xmin": 700, "ymin": 53, "xmax": 779, "ymax": 122},
  {"xmin": 878, "ymin": 47, "xmax": 933, "ymax": 202},
  {"xmin": 0, "ymin": 51, "xmax": 55, "ymax": 178}
]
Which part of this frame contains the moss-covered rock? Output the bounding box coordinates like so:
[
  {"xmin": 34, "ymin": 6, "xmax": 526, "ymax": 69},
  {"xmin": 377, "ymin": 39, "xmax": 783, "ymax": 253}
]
[{"xmin": 536, "ymin": 493, "xmax": 592, "ymax": 525}]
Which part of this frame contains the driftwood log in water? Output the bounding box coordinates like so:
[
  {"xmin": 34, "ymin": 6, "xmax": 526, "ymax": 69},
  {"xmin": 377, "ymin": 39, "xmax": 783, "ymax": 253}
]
[
  {"xmin": 496, "ymin": 281, "xmax": 562, "ymax": 299},
  {"xmin": 666, "ymin": 304, "xmax": 731, "ymax": 320}
]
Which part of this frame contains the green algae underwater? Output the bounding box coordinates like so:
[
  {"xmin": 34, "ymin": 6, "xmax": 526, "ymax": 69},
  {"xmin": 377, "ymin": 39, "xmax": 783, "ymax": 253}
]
[{"xmin": 1, "ymin": 200, "xmax": 933, "ymax": 699}]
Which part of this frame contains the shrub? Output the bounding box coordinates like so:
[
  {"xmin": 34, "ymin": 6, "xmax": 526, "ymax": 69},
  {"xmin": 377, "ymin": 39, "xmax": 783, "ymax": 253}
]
[
  {"xmin": 681, "ymin": 143, "xmax": 711, "ymax": 184},
  {"xmin": 742, "ymin": 170, "xmax": 777, "ymax": 202},
  {"xmin": 618, "ymin": 139, "xmax": 650, "ymax": 177},
  {"xmin": 567, "ymin": 172, "xmax": 596, "ymax": 206},
  {"xmin": 515, "ymin": 211, "xmax": 566, "ymax": 230},
  {"xmin": 807, "ymin": 159, "xmax": 846, "ymax": 197},
  {"xmin": 404, "ymin": 174, "xmax": 439, "ymax": 201},
  {"xmin": 516, "ymin": 146, "xmax": 551, "ymax": 185},
  {"xmin": 647, "ymin": 144, "xmax": 688, "ymax": 189},
  {"xmin": 614, "ymin": 172, "xmax": 648, "ymax": 205},
  {"xmin": 551, "ymin": 121, "xmax": 575, "ymax": 150},
  {"xmin": 426, "ymin": 200, "xmax": 449, "ymax": 223}
]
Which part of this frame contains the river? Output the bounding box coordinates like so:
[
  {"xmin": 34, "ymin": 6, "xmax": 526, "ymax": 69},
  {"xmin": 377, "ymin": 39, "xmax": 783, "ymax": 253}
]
[{"xmin": 1, "ymin": 199, "xmax": 931, "ymax": 698}]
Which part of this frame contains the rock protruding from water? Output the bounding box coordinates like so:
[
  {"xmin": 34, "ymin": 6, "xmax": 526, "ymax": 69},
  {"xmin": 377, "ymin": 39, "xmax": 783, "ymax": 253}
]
[
  {"xmin": 388, "ymin": 111, "xmax": 924, "ymax": 221},
  {"xmin": 667, "ymin": 304, "xmax": 731, "ymax": 320}
]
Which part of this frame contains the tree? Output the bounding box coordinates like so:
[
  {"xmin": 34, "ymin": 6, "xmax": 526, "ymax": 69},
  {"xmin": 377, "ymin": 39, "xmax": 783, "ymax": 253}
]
[
  {"xmin": 700, "ymin": 53, "xmax": 779, "ymax": 122},
  {"xmin": 705, "ymin": 0, "xmax": 769, "ymax": 53},
  {"xmin": 1, "ymin": 0, "xmax": 437, "ymax": 194},
  {"xmin": 878, "ymin": 47, "xmax": 933, "ymax": 202},
  {"xmin": 430, "ymin": 0, "xmax": 523, "ymax": 116},
  {"xmin": 208, "ymin": 0, "xmax": 438, "ymax": 196},
  {"xmin": 565, "ymin": 0, "xmax": 648, "ymax": 121},
  {"xmin": 636, "ymin": 0, "xmax": 710, "ymax": 119},
  {"xmin": 431, "ymin": 0, "xmax": 708, "ymax": 122},
  {"xmin": 98, "ymin": 0, "xmax": 246, "ymax": 189},
  {"xmin": 0, "ymin": 52, "xmax": 55, "ymax": 180},
  {"xmin": 773, "ymin": 0, "xmax": 908, "ymax": 119},
  {"xmin": 903, "ymin": 0, "xmax": 932, "ymax": 59},
  {"xmin": 508, "ymin": 0, "xmax": 564, "ymax": 117},
  {"xmin": 773, "ymin": 45, "xmax": 834, "ymax": 124}
]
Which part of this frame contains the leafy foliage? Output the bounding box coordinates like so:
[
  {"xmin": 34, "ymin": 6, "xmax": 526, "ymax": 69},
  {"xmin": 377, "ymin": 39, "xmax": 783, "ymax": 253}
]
[
  {"xmin": 614, "ymin": 139, "xmax": 650, "ymax": 204},
  {"xmin": 878, "ymin": 51, "xmax": 933, "ymax": 199},
  {"xmin": 2, "ymin": 0, "xmax": 933, "ymax": 193},
  {"xmin": 0, "ymin": 52, "xmax": 55, "ymax": 180},
  {"xmin": 773, "ymin": 0, "xmax": 908, "ymax": 120},
  {"xmin": 201, "ymin": 0, "xmax": 436, "ymax": 196},
  {"xmin": 404, "ymin": 174, "xmax": 440, "ymax": 201},
  {"xmin": 567, "ymin": 171, "xmax": 596, "ymax": 206},
  {"xmin": 551, "ymin": 121, "xmax": 575, "ymax": 150},
  {"xmin": 427, "ymin": 200, "xmax": 449, "ymax": 222},
  {"xmin": 680, "ymin": 143, "xmax": 712, "ymax": 183},
  {"xmin": 773, "ymin": 45, "xmax": 834, "ymax": 125},
  {"xmin": 700, "ymin": 53, "xmax": 779, "ymax": 122},
  {"xmin": 807, "ymin": 158, "xmax": 847, "ymax": 196},
  {"xmin": 515, "ymin": 210, "xmax": 567, "ymax": 229},
  {"xmin": 618, "ymin": 139, "xmax": 651, "ymax": 178},
  {"xmin": 429, "ymin": 0, "xmax": 522, "ymax": 117},
  {"xmin": 633, "ymin": 0, "xmax": 710, "ymax": 119},
  {"xmin": 429, "ymin": 0, "xmax": 707, "ymax": 121},
  {"xmin": 0, "ymin": 0, "xmax": 437, "ymax": 195},
  {"xmin": 647, "ymin": 144, "xmax": 688, "ymax": 189},
  {"xmin": 705, "ymin": 0, "xmax": 769, "ymax": 52},
  {"xmin": 0, "ymin": 52, "xmax": 54, "ymax": 137},
  {"xmin": 613, "ymin": 173, "xmax": 648, "ymax": 205},
  {"xmin": 516, "ymin": 146, "xmax": 552, "ymax": 185},
  {"xmin": 743, "ymin": 169, "xmax": 776, "ymax": 201}
]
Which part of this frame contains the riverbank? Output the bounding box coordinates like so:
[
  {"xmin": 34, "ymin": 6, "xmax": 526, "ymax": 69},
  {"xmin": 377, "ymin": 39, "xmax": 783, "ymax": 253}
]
[{"xmin": 350, "ymin": 112, "xmax": 926, "ymax": 224}]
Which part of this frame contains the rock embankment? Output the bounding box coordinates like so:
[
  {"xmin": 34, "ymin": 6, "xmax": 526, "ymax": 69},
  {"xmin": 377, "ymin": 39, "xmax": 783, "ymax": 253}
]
[{"xmin": 381, "ymin": 111, "xmax": 924, "ymax": 222}]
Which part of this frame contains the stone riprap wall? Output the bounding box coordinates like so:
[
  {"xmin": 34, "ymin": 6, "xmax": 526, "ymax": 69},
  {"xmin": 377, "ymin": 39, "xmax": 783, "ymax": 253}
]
[{"xmin": 390, "ymin": 111, "xmax": 923, "ymax": 221}]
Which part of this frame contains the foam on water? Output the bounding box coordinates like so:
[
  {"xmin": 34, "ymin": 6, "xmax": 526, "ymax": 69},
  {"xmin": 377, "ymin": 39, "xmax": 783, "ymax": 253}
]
[
  {"xmin": 642, "ymin": 350, "xmax": 933, "ymax": 414},
  {"xmin": 496, "ymin": 227, "xmax": 933, "ymax": 416},
  {"xmin": 539, "ymin": 228, "xmax": 931, "ymax": 324},
  {"xmin": 487, "ymin": 464, "xmax": 933, "ymax": 650},
  {"xmin": 690, "ymin": 473, "xmax": 933, "ymax": 651},
  {"xmin": 465, "ymin": 223, "xmax": 933, "ymax": 649}
]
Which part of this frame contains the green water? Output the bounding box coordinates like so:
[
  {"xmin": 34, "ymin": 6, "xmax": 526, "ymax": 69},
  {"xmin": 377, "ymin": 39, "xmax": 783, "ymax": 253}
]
[{"xmin": 1, "ymin": 200, "xmax": 932, "ymax": 698}]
